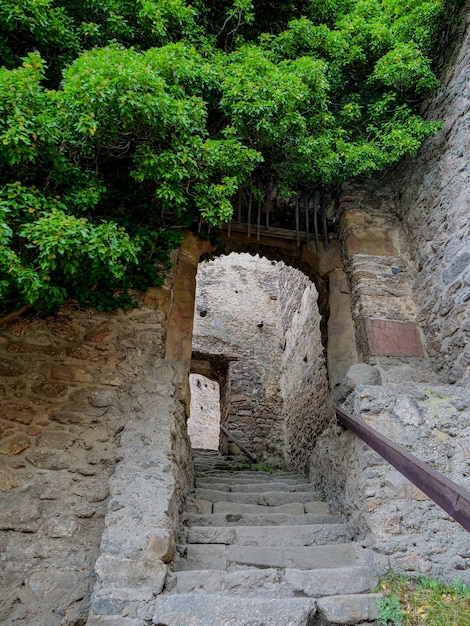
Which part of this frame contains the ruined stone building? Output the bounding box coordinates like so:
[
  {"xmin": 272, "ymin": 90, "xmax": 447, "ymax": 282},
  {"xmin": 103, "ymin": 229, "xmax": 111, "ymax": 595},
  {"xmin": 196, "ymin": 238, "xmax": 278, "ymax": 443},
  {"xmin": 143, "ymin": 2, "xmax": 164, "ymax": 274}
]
[{"xmin": 0, "ymin": 6, "xmax": 469, "ymax": 626}]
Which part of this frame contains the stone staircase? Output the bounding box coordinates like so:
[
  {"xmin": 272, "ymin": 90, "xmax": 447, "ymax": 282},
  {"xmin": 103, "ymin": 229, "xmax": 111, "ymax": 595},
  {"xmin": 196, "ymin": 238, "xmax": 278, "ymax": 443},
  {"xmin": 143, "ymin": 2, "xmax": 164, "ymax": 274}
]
[{"xmin": 153, "ymin": 451, "xmax": 381, "ymax": 625}]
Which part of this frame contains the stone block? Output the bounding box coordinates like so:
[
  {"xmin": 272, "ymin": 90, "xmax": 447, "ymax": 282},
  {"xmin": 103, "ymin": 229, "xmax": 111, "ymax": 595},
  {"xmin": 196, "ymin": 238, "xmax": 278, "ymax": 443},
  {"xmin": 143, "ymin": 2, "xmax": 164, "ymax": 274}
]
[
  {"xmin": 0, "ymin": 467, "xmax": 21, "ymax": 491},
  {"xmin": 0, "ymin": 406, "xmax": 33, "ymax": 425},
  {"xmin": 364, "ymin": 318, "xmax": 425, "ymax": 357},
  {"xmin": 146, "ymin": 531, "xmax": 175, "ymax": 563},
  {"xmin": 188, "ymin": 498, "xmax": 213, "ymax": 515},
  {"xmin": 316, "ymin": 593, "xmax": 381, "ymax": 624},
  {"xmin": 0, "ymin": 434, "xmax": 31, "ymax": 456}
]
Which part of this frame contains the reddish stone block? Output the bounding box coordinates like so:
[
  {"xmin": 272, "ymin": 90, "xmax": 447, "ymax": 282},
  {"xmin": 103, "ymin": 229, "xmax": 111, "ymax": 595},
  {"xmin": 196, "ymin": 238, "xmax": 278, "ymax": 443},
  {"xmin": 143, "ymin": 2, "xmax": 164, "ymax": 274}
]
[{"xmin": 364, "ymin": 318, "xmax": 425, "ymax": 357}]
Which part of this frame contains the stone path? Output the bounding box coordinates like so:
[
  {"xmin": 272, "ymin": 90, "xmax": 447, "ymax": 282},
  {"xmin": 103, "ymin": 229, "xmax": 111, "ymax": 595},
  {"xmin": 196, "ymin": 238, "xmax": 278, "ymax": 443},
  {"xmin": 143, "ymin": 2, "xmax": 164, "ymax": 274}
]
[{"xmin": 153, "ymin": 450, "xmax": 381, "ymax": 625}]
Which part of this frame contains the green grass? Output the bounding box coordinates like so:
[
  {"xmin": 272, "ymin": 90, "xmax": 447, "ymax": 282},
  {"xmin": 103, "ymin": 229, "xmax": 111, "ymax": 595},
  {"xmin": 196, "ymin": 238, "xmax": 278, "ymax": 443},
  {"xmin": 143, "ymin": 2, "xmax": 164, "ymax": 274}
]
[{"xmin": 375, "ymin": 571, "xmax": 470, "ymax": 626}]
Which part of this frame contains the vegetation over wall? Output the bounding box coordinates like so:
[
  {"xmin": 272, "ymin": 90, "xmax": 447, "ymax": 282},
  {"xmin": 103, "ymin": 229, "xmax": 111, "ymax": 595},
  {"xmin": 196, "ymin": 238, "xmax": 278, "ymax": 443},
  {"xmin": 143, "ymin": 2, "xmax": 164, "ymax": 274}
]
[{"xmin": 0, "ymin": 0, "xmax": 455, "ymax": 312}]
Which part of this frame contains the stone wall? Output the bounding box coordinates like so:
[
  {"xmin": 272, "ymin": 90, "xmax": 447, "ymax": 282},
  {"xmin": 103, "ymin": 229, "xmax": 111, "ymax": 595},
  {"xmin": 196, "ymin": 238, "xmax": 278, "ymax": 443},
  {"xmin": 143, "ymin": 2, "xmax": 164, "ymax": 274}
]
[
  {"xmin": 0, "ymin": 305, "xmax": 171, "ymax": 624},
  {"xmin": 392, "ymin": 5, "xmax": 470, "ymax": 384},
  {"xmin": 193, "ymin": 254, "xmax": 286, "ymax": 463},
  {"xmin": 192, "ymin": 253, "xmax": 328, "ymax": 469},
  {"xmin": 0, "ymin": 233, "xmax": 212, "ymax": 625},
  {"xmin": 187, "ymin": 374, "xmax": 220, "ymax": 450},
  {"xmin": 311, "ymin": 379, "xmax": 470, "ymax": 583},
  {"xmin": 280, "ymin": 266, "xmax": 329, "ymax": 473}
]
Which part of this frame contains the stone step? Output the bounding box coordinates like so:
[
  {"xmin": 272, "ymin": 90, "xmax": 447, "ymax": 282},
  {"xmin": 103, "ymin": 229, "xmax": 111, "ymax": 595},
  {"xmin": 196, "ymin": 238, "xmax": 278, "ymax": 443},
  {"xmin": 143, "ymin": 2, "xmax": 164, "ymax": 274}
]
[
  {"xmin": 152, "ymin": 593, "xmax": 317, "ymax": 626},
  {"xmin": 212, "ymin": 501, "xmax": 330, "ymax": 515},
  {"xmin": 194, "ymin": 488, "xmax": 323, "ymax": 505},
  {"xmin": 185, "ymin": 523, "xmax": 353, "ymax": 546},
  {"xmin": 176, "ymin": 542, "xmax": 359, "ymax": 571},
  {"xmin": 196, "ymin": 472, "xmax": 310, "ymax": 484},
  {"xmin": 185, "ymin": 512, "xmax": 347, "ymax": 527},
  {"xmin": 167, "ymin": 565, "xmax": 378, "ymax": 598},
  {"xmin": 195, "ymin": 480, "xmax": 315, "ymax": 492}
]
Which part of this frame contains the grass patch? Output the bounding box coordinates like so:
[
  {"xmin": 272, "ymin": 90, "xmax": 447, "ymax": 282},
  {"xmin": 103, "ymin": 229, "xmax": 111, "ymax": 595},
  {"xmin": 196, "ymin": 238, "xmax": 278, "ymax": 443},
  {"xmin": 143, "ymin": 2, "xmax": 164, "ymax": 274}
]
[{"xmin": 376, "ymin": 571, "xmax": 470, "ymax": 625}]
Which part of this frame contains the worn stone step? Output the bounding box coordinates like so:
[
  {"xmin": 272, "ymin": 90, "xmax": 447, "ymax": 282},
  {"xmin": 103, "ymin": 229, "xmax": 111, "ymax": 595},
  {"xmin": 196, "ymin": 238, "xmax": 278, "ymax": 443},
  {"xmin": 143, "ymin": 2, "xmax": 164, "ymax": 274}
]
[
  {"xmin": 197, "ymin": 472, "xmax": 310, "ymax": 484},
  {"xmin": 212, "ymin": 501, "xmax": 330, "ymax": 515},
  {"xmin": 177, "ymin": 542, "xmax": 359, "ymax": 571},
  {"xmin": 316, "ymin": 593, "xmax": 382, "ymax": 624},
  {"xmin": 185, "ymin": 512, "xmax": 347, "ymax": 527},
  {"xmin": 152, "ymin": 593, "xmax": 317, "ymax": 626},
  {"xmin": 186, "ymin": 523, "xmax": 353, "ymax": 546},
  {"xmin": 195, "ymin": 480, "xmax": 315, "ymax": 492},
  {"xmin": 194, "ymin": 488, "xmax": 323, "ymax": 505},
  {"xmin": 167, "ymin": 565, "xmax": 378, "ymax": 598}
]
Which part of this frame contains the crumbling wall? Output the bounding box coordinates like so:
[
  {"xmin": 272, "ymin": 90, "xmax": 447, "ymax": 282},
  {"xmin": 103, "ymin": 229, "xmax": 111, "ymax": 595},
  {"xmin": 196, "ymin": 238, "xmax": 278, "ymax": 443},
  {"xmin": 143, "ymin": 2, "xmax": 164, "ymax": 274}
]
[
  {"xmin": 0, "ymin": 306, "xmax": 168, "ymax": 624},
  {"xmin": 187, "ymin": 374, "xmax": 220, "ymax": 450},
  {"xmin": 192, "ymin": 253, "xmax": 328, "ymax": 470}
]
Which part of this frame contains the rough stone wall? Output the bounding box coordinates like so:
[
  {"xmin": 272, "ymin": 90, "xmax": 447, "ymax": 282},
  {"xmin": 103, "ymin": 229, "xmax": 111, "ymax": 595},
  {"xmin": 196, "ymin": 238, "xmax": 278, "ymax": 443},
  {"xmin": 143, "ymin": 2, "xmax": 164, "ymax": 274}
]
[
  {"xmin": 0, "ymin": 234, "xmax": 212, "ymax": 625},
  {"xmin": 0, "ymin": 305, "xmax": 166, "ymax": 625},
  {"xmin": 193, "ymin": 253, "xmax": 328, "ymax": 470},
  {"xmin": 187, "ymin": 374, "xmax": 220, "ymax": 450},
  {"xmin": 392, "ymin": 5, "xmax": 470, "ymax": 383},
  {"xmin": 339, "ymin": 180, "xmax": 426, "ymax": 363},
  {"xmin": 311, "ymin": 380, "xmax": 470, "ymax": 583},
  {"xmin": 280, "ymin": 270, "xmax": 329, "ymax": 474},
  {"xmin": 193, "ymin": 254, "xmax": 285, "ymax": 463}
]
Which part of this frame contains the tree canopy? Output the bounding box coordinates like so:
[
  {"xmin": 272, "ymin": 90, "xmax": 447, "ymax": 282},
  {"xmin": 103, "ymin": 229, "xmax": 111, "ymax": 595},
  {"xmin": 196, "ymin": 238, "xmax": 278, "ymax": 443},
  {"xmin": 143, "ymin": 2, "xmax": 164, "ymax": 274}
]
[{"xmin": 0, "ymin": 0, "xmax": 456, "ymax": 312}]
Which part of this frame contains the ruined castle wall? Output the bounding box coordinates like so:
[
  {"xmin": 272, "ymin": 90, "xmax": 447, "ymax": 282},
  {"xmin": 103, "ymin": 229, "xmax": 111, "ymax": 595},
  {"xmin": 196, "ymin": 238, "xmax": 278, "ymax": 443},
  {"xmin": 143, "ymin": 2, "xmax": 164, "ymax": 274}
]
[
  {"xmin": 192, "ymin": 254, "xmax": 328, "ymax": 470},
  {"xmin": 0, "ymin": 306, "xmax": 165, "ymax": 624},
  {"xmin": 393, "ymin": 7, "xmax": 470, "ymax": 383}
]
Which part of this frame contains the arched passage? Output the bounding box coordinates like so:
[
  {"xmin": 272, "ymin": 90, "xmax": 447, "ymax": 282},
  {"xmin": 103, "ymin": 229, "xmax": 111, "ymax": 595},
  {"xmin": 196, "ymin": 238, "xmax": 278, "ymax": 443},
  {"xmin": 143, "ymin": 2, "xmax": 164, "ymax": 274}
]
[{"xmin": 189, "ymin": 252, "xmax": 330, "ymax": 472}]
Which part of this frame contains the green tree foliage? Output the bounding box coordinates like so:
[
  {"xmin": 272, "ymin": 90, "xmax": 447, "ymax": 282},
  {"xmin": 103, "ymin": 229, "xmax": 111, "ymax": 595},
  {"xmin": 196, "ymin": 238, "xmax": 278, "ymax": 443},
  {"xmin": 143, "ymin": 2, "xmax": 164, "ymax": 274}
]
[{"xmin": 0, "ymin": 0, "xmax": 455, "ymax": 312}]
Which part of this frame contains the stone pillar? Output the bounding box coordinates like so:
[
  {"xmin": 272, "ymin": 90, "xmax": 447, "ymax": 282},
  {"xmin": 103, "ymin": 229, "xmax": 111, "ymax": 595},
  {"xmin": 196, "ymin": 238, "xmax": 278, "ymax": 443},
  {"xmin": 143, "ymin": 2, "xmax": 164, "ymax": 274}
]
[{"xmin": 339, "ymin": 195, "xmax": 425, "ymax": 361}]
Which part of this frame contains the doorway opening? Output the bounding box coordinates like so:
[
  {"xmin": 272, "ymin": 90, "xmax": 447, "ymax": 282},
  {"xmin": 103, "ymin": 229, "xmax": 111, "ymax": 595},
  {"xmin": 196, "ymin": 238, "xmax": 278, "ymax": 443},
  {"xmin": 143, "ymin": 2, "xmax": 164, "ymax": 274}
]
[
  {"xmin": 187, "ymin": 373, "xmax": 220, "ymax": 450},
  {"xmin": 188, "ymin": 252, "xmax": 329, "ymax": 473}
]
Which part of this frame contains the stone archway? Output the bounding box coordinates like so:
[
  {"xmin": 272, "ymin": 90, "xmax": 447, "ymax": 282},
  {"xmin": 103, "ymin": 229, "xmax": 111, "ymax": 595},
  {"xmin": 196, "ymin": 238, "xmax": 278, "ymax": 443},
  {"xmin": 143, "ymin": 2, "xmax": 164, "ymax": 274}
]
[{"xmin": 190, "ymin": 252, "xmax": 330, "ymax": 472}]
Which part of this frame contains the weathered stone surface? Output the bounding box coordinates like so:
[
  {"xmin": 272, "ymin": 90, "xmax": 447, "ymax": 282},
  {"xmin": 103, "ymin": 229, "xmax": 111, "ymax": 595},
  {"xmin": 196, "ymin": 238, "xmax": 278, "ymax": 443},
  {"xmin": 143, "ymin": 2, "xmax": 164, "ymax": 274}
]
[
  {"xmin": 364, "ymin": 318, "xmax": 425, "ymax": 357},
  {"xmin": 152, "ymin": 594, "xmax": 317, "ymax": 626},
  {"xmin": 336, "ymin": 363, "xmax": 382, "ymax": 403},
  {"xmin": 328, "ymin": 269, "xmax": 359, "ymax": 391},
  {"xmin": 316, "ymin": 593, "xmax": 381, "ymax": 624},
  {"xmin": 391, "ymin": 7, "xmax": 470, "ymax": 383},
  {"xmin": 146, "ymin": 531, "xmax": 175, "ymax": 563},
  {"xmin": 0, "ymin": 434, "xmax": 31, "ymax": 456},
  {"xmin": 0, "ymin": 467, "xmax": 22, "ymax": 491},
  {"xmin": 31, "ymin": 381, "xmax": 68, "ymax": 398},
  {"xmin": 188, "ymin": 497, "xmax": 213, "ymax": 515},
  {"xmin": 195, "ymin": 488, "xmax": 321, "ymax": 505},
  {"xmin": 213, "ymin": 501, "xmax": 306, "ymax": 516},
  {"xmin": 187, "ymin": 523, "xmax": 352, "ymax": 547},
  {"xmin": 285, "ymin": 568, "xmax": 379, "ymax": 599},
  {"xmin": 0, "ymin": 406, "xmax": 34, "ymax": 425},
  {"xmin": 311, "ymin": 383, "xmax": 470, "ymax": 583}
]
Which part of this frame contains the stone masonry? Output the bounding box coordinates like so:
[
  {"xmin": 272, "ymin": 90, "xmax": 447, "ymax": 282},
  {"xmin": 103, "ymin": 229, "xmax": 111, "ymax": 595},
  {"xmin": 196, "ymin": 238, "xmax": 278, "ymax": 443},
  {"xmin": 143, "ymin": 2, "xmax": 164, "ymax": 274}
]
[{"xmin": 192, "ymin": 253, "xmax": 328, "ymax": 472}]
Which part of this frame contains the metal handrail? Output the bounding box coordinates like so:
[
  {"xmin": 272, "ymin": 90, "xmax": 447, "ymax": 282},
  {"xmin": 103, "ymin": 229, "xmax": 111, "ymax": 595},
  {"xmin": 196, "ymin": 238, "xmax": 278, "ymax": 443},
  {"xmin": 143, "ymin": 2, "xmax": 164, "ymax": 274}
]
[
  {"xmin": 335, "ymin": 405, "xmax": 470, "ymax": 532},
  {"xmin": 220, "ymin": 424, "xmax": 257, "ymax": 465}
]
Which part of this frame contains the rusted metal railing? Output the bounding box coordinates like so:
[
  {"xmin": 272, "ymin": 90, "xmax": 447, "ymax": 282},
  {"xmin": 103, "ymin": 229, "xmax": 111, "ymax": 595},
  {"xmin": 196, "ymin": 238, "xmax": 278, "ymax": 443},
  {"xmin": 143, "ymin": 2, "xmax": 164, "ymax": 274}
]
[
  {"xmin": 335, "ymin": 405, "xmax": 470, "ymax": 532},
  {"xmin": 220, "ymin": 423, "xmax": 257, "ymax": 465}
]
